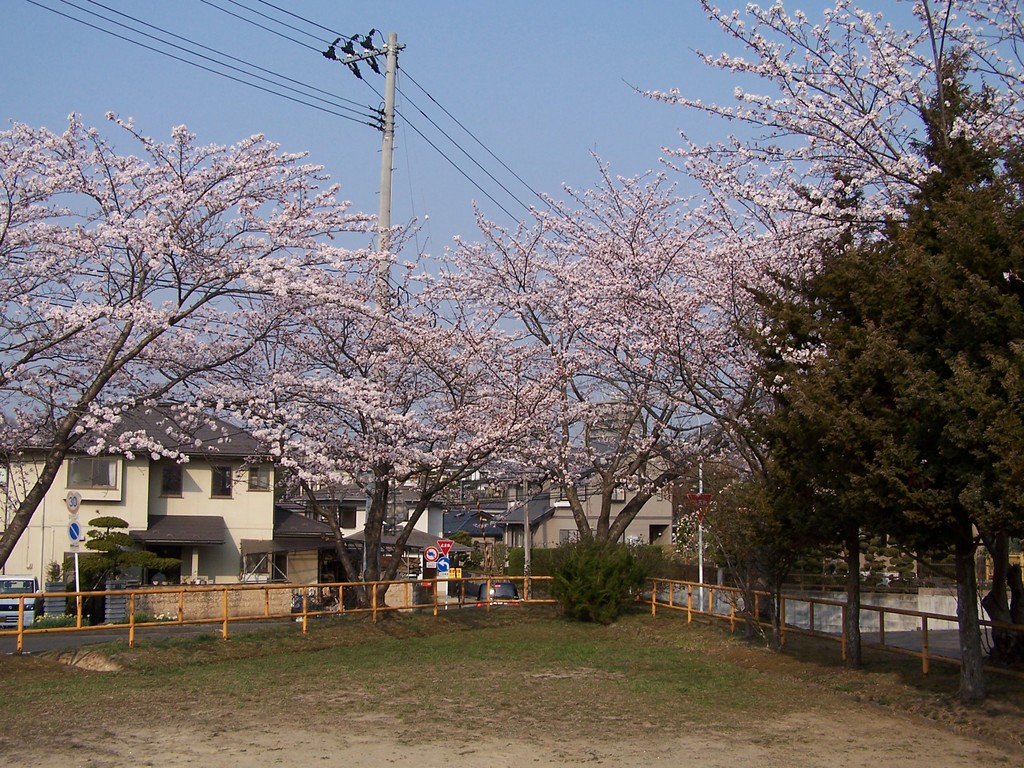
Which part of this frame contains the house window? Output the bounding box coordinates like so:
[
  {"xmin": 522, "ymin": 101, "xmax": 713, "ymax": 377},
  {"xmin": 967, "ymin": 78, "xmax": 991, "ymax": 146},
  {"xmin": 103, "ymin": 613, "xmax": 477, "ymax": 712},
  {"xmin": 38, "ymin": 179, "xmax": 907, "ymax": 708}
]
[
  {"xmin": 211, "ymin": 465, "xmax": 233, "ymax": 498},
  {"xmin": 161, "ymin": 464, "xmax": 183, "ymax": 496},
  {"xmin": 611, "ymin": 487, "xmax": 626, "ymax": 502},
  {"xmin": 68, "ymin": 457, "xmax": 118, "ymax": 489},
  {"xmin": 247, "ymin": 466, "xmax": 271, "ymax": 491},
  {"xmin": 559, "ymin": 529, "xmax": 579, "ymax": 544}
]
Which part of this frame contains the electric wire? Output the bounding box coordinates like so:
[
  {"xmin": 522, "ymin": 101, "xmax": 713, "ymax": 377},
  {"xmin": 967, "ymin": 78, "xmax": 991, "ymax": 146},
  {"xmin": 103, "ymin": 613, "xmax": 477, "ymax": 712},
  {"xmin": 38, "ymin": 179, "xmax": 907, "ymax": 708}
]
[
  {"xmin": 75, "ymin": 0, "xmax": 376, "ymax": 121},
  {"xmin": 198, "ymin": 0, "xmax": 324, "ymax": 51},
  {"xmin": 395, "ymin": 84, "xmax": 534, "ymax": 217},
  {"xmin": 22, "ymin": 0, "xmax": 543, "ymax": 233},
  {"xmin": 400, "ymin": 70, "xmax": 550, "ymax": 213},
  {"xmin": 25, "ymin": 0, "xmax": 380, "ymax": 127},
  {"xmin": 205, "ymin": 0, "xmax": 535, "ymax": 228}
]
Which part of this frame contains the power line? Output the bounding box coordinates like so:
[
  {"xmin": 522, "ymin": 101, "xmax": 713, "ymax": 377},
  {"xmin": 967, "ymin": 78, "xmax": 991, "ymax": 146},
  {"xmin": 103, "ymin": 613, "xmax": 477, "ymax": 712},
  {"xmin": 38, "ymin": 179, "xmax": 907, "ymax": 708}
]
[
  {"xmin": 198, "ymin": 0, "xmax": 324, "ymax": 51},
  {"xmin": 24, "ymin": 0, "xmax": 547, "ymax": 234},
  {"xmin": 78, "ymin": 0, "xmax": 376, "ymax": 120},
  {"xmin": 400, "ymin": 70, "xmax": 550, "ymax": 213},
  {"xmin": 395, "ymin": 84, "xmax": 533, "ymax": 218},
  {"xmin": 25, "ymin": 0, "xmax": 380, "ymax": 127}
]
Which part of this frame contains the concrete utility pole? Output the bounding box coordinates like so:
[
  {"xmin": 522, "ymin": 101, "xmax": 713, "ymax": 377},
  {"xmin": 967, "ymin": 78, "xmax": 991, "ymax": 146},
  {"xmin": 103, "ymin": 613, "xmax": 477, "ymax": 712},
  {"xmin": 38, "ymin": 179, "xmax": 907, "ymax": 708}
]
[
  {"xmin": 377, "ymin": 32, "xmax": 399, "ymax": 260},
  {"xmin": 323, "ymin": 30, "xmax": 403, "ymax": 307}
]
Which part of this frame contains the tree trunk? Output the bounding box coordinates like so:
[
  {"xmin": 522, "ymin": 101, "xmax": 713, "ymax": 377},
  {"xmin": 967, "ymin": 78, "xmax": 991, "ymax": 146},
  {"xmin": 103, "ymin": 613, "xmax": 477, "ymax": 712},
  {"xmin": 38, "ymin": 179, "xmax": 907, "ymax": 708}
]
[
  {"xmin": 768, "ymin": 580, "xmax": 783, "ymax": 652},
  {"xmin": 0, "ymin": 448, "xmax": 66, "ymax": 568},
  {"xmin": 301, "ymin": 484, "xmax": 366, "ymax": 607},
  {"xmin": 844, "ymin": 524, "xmax": 862, "ymax": 668},
  {"xmin": 954, "ymin": 528, "xmax": 986, "ymax": 703},
  {"xmin": 981, "ymin": 531, "xmax": 1024, "ymax": 665}
]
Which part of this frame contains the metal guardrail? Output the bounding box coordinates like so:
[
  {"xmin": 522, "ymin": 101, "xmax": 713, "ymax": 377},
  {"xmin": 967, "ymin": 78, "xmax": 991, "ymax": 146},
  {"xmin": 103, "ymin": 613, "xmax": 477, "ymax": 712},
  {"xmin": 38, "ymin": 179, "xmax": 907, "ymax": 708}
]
[
  {"xmin": 647, "ymin": 577, "xmax": 1024, "ymax": 679},
  {"xmin": 0, "ymin": 575, "xmax": 557, "ymax": 653}
]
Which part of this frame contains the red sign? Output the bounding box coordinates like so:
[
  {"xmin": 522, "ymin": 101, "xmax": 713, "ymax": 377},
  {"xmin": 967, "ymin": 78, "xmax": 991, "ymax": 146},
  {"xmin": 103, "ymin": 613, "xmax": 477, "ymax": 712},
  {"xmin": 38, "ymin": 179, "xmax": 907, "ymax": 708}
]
[
  {"xmin": 423, "ymin": 546, "xmax": 440, "ymax": 562},
  {"xmin": 437, "ymin": 538, "xmax": 454, "ymax": 557},
  {"xmin": 686, "ymin": 493, "xmax": 712, "ymax": 524}
]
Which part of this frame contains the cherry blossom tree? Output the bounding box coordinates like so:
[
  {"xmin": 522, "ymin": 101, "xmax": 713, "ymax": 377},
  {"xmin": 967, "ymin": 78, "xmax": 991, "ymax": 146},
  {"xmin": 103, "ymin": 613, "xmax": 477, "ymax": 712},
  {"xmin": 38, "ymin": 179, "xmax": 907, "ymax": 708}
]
[
  {"xmin": 214, "ymin": 253, "xmax": 545, "ymax": 604},
  {"xmin": 652, "ymin": 0, "xmax": 1024, "ymax": 700},
  {"xmin": 0, "ymin": 114, "xmax": 372, "ymax": 568},
  {"xmin": 443, "ymin": 166, "xmax": 731, "ymax": 543}
]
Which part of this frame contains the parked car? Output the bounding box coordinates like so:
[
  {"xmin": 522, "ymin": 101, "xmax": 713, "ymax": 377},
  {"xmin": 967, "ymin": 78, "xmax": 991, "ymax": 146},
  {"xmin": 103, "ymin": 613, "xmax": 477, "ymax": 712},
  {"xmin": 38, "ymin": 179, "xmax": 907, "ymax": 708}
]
[
  {"xmin": 473, "ymin": 580, "xmax": 521, "ymax": 607},
  {"xmin": 0, "ymin": 575, "xmax": 40, "ymax": 627}
]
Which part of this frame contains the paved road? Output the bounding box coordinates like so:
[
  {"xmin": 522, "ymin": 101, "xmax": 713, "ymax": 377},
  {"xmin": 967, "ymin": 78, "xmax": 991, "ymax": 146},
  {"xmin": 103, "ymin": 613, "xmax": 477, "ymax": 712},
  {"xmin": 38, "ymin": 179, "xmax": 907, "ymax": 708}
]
[
  {"xmin": 860, "ymin": 628, "xmax": 963, "ymax": 661},
  {"xmin": 0, "ymin": 619, "xmax": 296, "ymax": 655}
]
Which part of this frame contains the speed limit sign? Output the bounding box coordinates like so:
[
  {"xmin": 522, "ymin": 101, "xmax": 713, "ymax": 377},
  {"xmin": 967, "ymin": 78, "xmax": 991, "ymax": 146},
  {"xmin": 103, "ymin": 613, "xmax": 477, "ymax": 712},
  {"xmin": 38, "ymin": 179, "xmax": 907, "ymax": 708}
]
[{"xmin": 66, "ymin": 490, "xmax": 82, "ymax": 513}]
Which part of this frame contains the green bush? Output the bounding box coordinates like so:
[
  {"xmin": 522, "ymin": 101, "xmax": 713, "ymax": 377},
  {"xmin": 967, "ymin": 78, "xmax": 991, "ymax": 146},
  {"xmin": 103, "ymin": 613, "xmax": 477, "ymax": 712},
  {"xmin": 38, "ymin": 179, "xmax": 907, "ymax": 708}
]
[{"xmin": 551, "ymin": 539, "xmax": 646, "ymax": 624}]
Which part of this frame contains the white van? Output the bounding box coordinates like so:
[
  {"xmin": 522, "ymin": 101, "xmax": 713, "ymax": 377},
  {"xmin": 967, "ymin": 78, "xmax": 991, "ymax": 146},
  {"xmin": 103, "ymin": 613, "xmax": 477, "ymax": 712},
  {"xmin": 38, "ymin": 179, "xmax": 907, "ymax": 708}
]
[{"xmin": 0, "ymin": 575, "xmax": 40, "ymax": 627}]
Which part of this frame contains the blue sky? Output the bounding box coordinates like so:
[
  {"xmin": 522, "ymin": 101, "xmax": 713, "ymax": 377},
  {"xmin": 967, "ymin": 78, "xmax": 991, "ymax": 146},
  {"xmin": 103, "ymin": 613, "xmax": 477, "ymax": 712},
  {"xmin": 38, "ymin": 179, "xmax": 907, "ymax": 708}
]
[{"xmin": 2, "ymin": 1, "xmax": 893, "ymax": 258}]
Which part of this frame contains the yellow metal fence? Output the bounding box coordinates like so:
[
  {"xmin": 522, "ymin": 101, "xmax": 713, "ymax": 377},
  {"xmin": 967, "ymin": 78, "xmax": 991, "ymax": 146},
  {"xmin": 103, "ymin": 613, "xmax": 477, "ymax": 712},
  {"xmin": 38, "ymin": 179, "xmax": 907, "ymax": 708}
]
[
  {"xmin": 8, "ymin": 575, "xmax": 1024, "ymax": 682},
  {"xmin": 647, "ymin": 577, "xmax": 1024, "ymax": 679},
  {"xmin": 0, "ymin": 576, "xmax": 556, "ymax": 653}
]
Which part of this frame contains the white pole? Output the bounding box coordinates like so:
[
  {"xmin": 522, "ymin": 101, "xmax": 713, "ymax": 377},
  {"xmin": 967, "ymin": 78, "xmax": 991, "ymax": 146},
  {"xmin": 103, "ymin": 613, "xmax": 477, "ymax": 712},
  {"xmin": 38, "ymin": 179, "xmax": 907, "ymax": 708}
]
[
  {"xmin": 698, "ymin": 463, "xmax": 705, "ymax": 611},
  {"xmin": 74, "ymin": 551, "xmax": 81, "ymax": 619},
  {"xmin": 376, "ymin": 33, "xmax": 399, "ymax": 301}
]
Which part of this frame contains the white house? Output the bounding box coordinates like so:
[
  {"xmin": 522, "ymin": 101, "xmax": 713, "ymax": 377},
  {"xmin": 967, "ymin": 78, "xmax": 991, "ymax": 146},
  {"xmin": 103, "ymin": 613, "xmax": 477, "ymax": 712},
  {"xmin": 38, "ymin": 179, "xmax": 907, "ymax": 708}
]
[{"xmin": 1, "ymin": 406, "xmax": 277, "ymax": 586}]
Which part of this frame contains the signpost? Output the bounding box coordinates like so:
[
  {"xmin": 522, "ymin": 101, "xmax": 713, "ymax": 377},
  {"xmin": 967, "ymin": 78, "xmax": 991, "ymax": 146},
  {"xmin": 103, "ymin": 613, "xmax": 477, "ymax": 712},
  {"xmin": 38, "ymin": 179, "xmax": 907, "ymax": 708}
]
[
  {"xmin": 435, "ymin": 555, "xmax": 450, "ymax": 575},
  {"xmin": 436, "ymin": 538, "xmax": 454, "ymax": 557},
  {"xmin": 423, "ymin": 546, "xmax": 439, "ymax": 563},
  {"xmin": 687, "ymin": 465, "xmax": 711, "ymax": 610},
  {"xmin": 66, "ymin": 492, "xmax": 84, "ymax": 614}
]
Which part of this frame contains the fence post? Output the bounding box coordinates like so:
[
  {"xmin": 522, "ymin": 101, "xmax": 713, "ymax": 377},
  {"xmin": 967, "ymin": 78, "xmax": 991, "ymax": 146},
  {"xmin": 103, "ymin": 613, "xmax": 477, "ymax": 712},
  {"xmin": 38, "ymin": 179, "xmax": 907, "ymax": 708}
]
[
  {"xmin": 687, "ymin": 583, "xmax": 693, "ymax": 623},
  {"xmin": 651, "ymin": 579, "xmax": 658, "ymax": 617},
  {"xmin": 372, "ymin": 582, "xmax": 379, "ymax": 624},
  {"xmin": 433, "ymin": 578, "xmax": 439, "ymax": 617},
  {"xmin": 16, "ymin": 597, "xmax": 24, "ymax": 654},
  {"xmin": 879, "ymin": 610, "xmax": 886, "ymax": 647},
  {"xmin": 222, "ymin": 587, "xmax": 230, "ymax": 640},
  {"xmin": 128, "ymin": 592, "xmax": 136, "ymax": 649},
  {"xmin": 921, "ymin": 616, "xmax": 930, "ymax": 676},
  {"xmin": 809, "ymin": 600, "xmax": 815, "ymax": 634}
]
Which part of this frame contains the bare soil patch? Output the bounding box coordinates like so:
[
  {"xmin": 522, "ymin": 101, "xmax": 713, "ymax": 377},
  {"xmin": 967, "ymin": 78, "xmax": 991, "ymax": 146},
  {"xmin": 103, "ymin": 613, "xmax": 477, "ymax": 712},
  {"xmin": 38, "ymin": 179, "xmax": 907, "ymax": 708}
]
[{"xmin": 2, "ymin": 608, "xmax": 1022, "ymax": 767}]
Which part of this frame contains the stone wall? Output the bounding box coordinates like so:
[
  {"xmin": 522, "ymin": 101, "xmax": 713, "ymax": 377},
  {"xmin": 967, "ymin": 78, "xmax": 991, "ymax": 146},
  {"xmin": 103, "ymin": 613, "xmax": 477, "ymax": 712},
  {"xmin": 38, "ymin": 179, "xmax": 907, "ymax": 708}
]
[{"xmin": 134, "ymin": 586, "xmax": 294, "ymax": 620}]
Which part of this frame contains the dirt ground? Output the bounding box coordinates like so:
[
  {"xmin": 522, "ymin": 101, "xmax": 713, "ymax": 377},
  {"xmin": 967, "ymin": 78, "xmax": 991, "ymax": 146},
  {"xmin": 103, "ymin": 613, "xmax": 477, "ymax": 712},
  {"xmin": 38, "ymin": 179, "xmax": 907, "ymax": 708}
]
[
  {"xmin": 4, "ymin": 612, "xmax": 1024, "ymax": 768},
  {"xmin": 17, "ymin": 708, "xmax": 1022, "ymax": 768}
]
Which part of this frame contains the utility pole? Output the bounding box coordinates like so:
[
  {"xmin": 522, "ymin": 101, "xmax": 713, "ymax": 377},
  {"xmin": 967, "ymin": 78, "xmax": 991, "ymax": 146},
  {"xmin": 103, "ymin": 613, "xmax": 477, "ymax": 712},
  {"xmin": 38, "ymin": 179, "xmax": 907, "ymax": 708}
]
[
  {"xmin": 323, "ymin": 30, "xmax": 403, "ymax": 307},
  {"xmin": 377, "ymin": 32, "xmax": 399, "ymax": 262}
]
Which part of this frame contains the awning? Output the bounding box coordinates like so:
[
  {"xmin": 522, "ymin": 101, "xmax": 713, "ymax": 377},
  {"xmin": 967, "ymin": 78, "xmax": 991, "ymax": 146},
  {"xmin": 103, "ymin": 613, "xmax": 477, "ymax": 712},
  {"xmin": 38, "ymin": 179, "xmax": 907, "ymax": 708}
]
[
  {"xmin": 133, "ymin": 515, "xmax": 225, "ymax": 546},
  {"xmin": 240, "ymin": 538, "xmax": 344, "ymax": 555}
]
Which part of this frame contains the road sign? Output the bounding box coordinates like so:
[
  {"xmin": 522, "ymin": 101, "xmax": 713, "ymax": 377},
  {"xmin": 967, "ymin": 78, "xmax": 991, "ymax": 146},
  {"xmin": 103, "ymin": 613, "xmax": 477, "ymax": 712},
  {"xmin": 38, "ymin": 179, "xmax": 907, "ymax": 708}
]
[
  {"xmin": 686, "ymin": 492, "xmax": 712, "ymax": 523},
  {"xmin": 435, "ymin": 556, "xmax": 450, "ymax": 574},
  {"xmin": 69, "ymin": 520, "xmax": 82, "ymax": 552},
  {"xmin": 436, "ymin": 538, "xmax": 454, "ymax": 556},
  {"xmin": 423, "ymin": 546, "xmax": 439, "ymax": 563},
  {"xmin": 66, "ymin": 491, "xmax": 82, "ymax": 513}
]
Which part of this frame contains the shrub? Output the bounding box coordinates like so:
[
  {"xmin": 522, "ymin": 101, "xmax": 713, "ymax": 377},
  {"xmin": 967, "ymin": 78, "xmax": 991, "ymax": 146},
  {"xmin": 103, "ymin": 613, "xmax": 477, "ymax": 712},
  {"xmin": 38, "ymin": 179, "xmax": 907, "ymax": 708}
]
[{"xmin": 551, "ymin": 539, "xmax": 646, "ymax": 624}]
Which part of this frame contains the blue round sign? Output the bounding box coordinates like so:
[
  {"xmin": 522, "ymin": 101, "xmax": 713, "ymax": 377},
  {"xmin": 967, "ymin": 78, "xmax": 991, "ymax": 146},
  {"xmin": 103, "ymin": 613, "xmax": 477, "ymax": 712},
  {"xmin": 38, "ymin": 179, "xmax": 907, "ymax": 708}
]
[
  {"xmin": 69, "ymin": 521, "xmax": 81, "ymax": 542},
  {"xmin": 435, "ymin": 556, "xmax": 451, "ymax": 573}
]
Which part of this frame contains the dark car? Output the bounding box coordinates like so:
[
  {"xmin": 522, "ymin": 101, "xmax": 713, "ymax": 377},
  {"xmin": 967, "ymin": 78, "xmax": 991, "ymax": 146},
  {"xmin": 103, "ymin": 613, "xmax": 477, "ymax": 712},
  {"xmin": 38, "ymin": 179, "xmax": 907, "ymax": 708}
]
[{"xmin": 474, "ymin": 580, "xmax": 521, "ymax": 606}]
